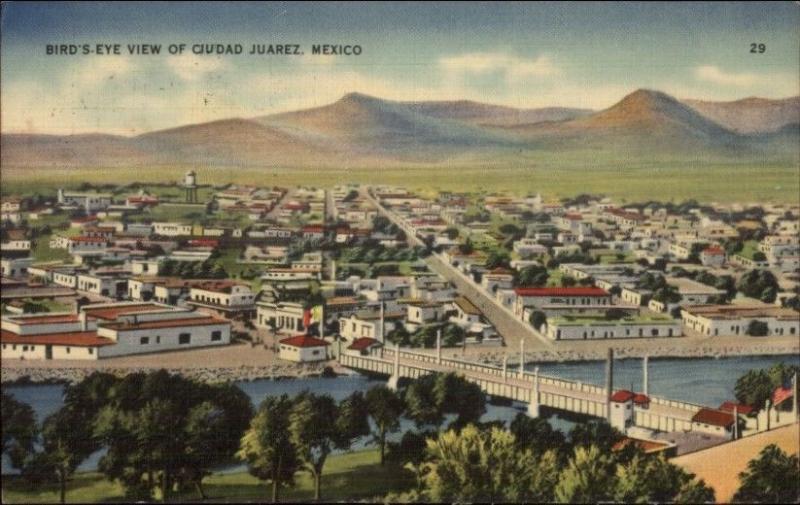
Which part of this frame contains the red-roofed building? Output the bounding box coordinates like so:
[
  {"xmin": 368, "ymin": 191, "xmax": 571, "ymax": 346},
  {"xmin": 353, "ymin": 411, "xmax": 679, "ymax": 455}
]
[
  {"xmin": 1, "ymin": 329, "xmax": 113, "ymax": 360},
  {"xmin": 691, "ymin": 408, "xmax": 735, "ymax": 439},
  {"xmin": 701, "ymin": 246, "xmax": 727, "ymax": 267},
  {"xmin": 513, "ymin": 287, "xmax": 612, "ymax": 317},
  {"xmin": 278, "ymin": 334, "xmax": 330, "ymax": 362},
  {"xmin": 609, "ymin": 389, "xmax": 636, "ymax": 431},
  {"xmin": 346, "ymin": 337, "xmax": 383, "ymax": 356}
]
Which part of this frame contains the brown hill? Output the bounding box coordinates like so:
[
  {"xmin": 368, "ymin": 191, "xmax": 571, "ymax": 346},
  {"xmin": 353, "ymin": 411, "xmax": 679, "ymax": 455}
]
[{"xmin": 683, "ymin": 96, "xmax": 800, "ymax": 134}]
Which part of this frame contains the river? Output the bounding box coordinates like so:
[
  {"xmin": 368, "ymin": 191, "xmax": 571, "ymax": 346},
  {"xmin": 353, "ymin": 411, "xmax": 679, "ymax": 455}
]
[{"xmin": 2, "ymin": 354, "xmax": 797, "ymax": 474}]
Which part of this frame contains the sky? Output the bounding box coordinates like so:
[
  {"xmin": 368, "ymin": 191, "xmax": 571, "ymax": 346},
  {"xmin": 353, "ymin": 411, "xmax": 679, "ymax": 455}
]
[{"xmin": 2, "ymin": 1, "xmax": 799, "ymax": 135}]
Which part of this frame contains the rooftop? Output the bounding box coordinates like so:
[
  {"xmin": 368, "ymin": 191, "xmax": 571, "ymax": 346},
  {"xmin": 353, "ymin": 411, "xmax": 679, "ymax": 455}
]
[
  {"xmin": 1, "ymin": 329, "xmax": 114, "ymax": 347},
  {"xmin": 514, "ymin": 287, "xmax": 609, "ymax": 297},
  {"xmin": 100, "ymin": 316, "xmax": 227, "ymax": 332},
  {"xmin": 692, "ymin": 408, "xmax": 735, "ymax": 427},
  {"xmin": 279, "ymin": 334, "xmax": 330, "ymax": 348}
]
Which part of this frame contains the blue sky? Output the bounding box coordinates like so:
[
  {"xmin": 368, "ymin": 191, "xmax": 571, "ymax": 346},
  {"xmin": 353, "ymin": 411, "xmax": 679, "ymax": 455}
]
[{"xmin": 2, "ymin": 1, "xmax": 798, "ymax": 134}]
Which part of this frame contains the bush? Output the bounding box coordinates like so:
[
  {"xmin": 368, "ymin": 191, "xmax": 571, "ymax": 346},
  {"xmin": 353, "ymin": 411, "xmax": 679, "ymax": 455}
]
[{"xmin": 746, "ymin": 320, "xmax": 769, "ymax": 337}]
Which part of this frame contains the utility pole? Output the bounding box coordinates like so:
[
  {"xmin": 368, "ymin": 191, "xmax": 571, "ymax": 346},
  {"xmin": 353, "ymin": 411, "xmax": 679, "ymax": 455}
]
[{"xmin": 606, "ymin": 348, "xmax": 614, "ymax": 423}]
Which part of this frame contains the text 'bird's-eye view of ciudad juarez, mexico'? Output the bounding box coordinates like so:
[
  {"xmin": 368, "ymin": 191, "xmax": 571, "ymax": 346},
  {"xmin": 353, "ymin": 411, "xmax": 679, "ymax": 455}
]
[{"xmin": 1, "ymin": 2, "xmax": 799, "ymax": 504}]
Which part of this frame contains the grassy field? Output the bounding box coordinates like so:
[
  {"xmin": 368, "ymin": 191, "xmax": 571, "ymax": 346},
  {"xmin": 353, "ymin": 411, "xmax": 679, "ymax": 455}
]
[
  {"xmin": 3, "ymin": 162, "xmax": 799, "ymax": 204},
  {"xmin": 1, "ymin": 449, "xmax": 413, "ymax": 504}
]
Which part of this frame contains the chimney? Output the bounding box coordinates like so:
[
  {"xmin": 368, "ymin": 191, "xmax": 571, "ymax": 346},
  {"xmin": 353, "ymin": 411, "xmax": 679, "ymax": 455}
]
[
  {"xmin": 606, "ymin": 348, "xmax": 614, "ymax": 422},
  {"xmin": 79, "ymin": 311, "xmax": 87, "ymax": 332}
]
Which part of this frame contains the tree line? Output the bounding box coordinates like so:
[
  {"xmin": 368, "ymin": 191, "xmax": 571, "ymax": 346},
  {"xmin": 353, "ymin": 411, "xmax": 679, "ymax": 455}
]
[{"xmin": 3, "ymin": 367, "xmax": 799, "ymax": 503}]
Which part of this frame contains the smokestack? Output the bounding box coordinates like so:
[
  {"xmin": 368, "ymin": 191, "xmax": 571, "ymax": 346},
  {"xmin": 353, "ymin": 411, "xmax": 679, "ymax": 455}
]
[
  {"xmin": 436, "ymin": 329, "xmax": 442, "ymax": 364},
  {"xmin": 606, "ymin": 348, "xmax": 614, "ymax": 422},
  {"xmin": 642, "ymin": 355, "xmax": 649, "ymax": 396},
  {"xmin": 379, "ymin": 302, "xmax": 385, "ymax": 344}
]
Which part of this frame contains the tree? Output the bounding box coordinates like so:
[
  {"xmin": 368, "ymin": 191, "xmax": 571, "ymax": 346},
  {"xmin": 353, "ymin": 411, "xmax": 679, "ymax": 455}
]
[
  {"xmin": 92, "ymin": 371, "xmax": 253, "ymax": 502},
  {"xmin": 1, "ymin": 392, "xmax": 37, "ymax": 471},
  {"xmin": 529, "ymin": 310, "xmax": 547, "ymax": 330},
  {"xmin": 238, "ymin": 395, "xmax": 301, "ymax": 502},
  {"xmin": 746, "ymin": 320, "xmax": 769, "ymax": 336},
  {"xmin": 458, "ymin": 237, "xmax": 474, "ymax": 255},
  {"xmin": 289, "ymin": 391, "xmax": 367, "ymax": 501},
  {"xmin": 569, "ymin": 420, "xmax": 623, "ymax": 453},
  {"xmin": 516, "ymin": 265, "xmax": 549, "ymax": 287},
  {"xmin": 737, "ymin": 269, "xmax": 779, "ymax": 303},
  {"xmin": 422, "ymin": 425, "xmax": 540, "ymax": 503},
  {"xmin": 403, "ymin": 373, "xmax": 486, "ymax": 429},
  {"xmin": 734, "ymin": 363, "xmax": 800, "ymax": 430},
  {"xmin": 554, "ymin": 445, "xmax": 617, "ymax": 503},
  {"xmin": 365, "ymin": 386, "xmax": 405, "ymax": 465},
  {"xmin": 734, "ymin": 444, "xmax": 799, "ymax": 503},
  {"xmin": 444, "ymin": 227, "xmax": 459, "ymax": 240},
  {"xmin": 509, "ymin": 413, "xmax": 565, "ymax": 456},
  {"xmin": 614, "ymin": 453, "xmax": 715, "ymax": 504},
  {"xmin": 484, "ymin": 250, "xmax": 511, "ymax": 270},
  {"xmin": 31, "ymin": 407, "xmax": 98, "ymax": 504}
]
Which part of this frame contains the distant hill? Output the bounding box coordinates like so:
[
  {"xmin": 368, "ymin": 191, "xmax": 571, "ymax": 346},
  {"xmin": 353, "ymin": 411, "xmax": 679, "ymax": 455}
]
[
  {"xmin": 684, "ymin": 96, "xmax": 800, "ymax": 134},
  {"xmin": 2, "ymin": 89, "xmax": 798, "ymax": 168}
]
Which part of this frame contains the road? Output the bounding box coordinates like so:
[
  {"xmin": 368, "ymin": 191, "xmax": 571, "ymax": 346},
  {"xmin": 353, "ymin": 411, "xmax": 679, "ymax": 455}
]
[
  {"xmin": 364, "ymin": 186, "xmax": 552, "ymax": 350},
  {"xmin": 265, "ymin": 187, "xmax": 295, "ymax": 220}
]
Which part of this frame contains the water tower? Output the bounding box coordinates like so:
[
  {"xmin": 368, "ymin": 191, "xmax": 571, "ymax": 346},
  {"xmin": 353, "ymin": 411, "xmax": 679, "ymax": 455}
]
[{"xmin": 183, "ymin": 170, "xmax": 198, "ymax": 203}]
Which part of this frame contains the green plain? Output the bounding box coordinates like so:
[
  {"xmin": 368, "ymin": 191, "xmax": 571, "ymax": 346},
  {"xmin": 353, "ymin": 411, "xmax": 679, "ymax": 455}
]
[
  {"xmin": 1, "ymin": 449, "xmax": 413, "ymax": 504},
  {"xmin": 3, "ymin": 162, "xmax": 799, "ymax": 204}
]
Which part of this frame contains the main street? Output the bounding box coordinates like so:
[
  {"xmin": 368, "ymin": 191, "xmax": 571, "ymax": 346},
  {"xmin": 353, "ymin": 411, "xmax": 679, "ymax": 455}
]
[{"xmin": 363, "ymin": 186, "xmax": 553, "ymax": 350}]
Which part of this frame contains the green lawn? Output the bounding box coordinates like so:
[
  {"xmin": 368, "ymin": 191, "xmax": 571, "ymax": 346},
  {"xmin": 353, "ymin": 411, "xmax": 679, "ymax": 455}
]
[
  {"xmin": 31, "ymin": 234, "xmax": 72, "ymax": 263},
  {"xmin": 3, "ymin": 162, "xmax": 799, "ymax": 204},
  {"xmin": 1, "ymin": 449, "xmax": 413, "ymax": 504},
  {"xmin": 738, "ymin": 240, "xmax": 761, "ymax": 260}
]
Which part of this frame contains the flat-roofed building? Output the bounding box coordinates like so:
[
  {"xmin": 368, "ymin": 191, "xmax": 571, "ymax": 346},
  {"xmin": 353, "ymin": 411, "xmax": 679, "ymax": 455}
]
[{"xmin": 681, "ymin": 305, "xmax": 800, "ymax": 337}]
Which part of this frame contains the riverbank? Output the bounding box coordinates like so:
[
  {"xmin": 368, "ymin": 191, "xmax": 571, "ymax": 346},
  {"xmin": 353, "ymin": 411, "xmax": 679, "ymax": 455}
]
[{"xmin": 1, "ymin": 361, "xmax": 346, "ymax": 386}]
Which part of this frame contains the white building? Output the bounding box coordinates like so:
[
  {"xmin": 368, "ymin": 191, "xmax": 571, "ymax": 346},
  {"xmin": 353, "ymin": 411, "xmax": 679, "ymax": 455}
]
[
  {"xmin": 278, "ymin": 334, "xmax": 330, "ymax": 362},
  {"xmin": 681, "ymin": 305, "xmax": 800, "ymax": 337},
  {"xmin": 544, "ymin": 315, "xmax": 681, "ymax": 340},
  {"xmin": 152, "ymin": 222, "xmax": 193, "ymax": 237}
]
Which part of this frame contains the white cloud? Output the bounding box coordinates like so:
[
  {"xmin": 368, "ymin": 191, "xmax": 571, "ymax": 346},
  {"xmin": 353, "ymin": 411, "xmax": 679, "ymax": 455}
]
[
  {"xmin": 166, "ymin": 54, "xmax": 228, "ymax": 81},
  {"xmin": 694, "ymin": 65, "xmax": 760, "ymax": 87},
  {"xmin": 439, "ymin": 52, "xmax": 560, "ymax": 82}
]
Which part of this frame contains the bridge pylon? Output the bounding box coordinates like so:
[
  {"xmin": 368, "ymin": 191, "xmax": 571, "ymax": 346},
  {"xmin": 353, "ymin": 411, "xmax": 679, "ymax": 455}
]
[
  {"xmin": 387, "ymin": 346, "xmax": 401, "ymax": 391},
  {"xmin": 527, "ymin": 366, "xmax": 540, "ymax": 418}
]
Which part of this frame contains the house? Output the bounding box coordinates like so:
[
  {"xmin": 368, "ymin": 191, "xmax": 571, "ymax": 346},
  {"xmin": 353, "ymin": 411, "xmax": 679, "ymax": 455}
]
[
  {"xmin": 405, "ymin": 300, "xmax": 445, "ymax": 325},
  {"xmin": 278, "ymin": 334, "xmax": 330, "ymax": 362},
  {"xmin": 700, "ymin": 246, "xmax": 726, "ymax": 267},
  {"xmin": 338, "ymin": 310, "xmax": 402, "ymax": 342},
  {"xmin": 452, "ymin": 296, "xmax": 482, "ymax": 325},
  {"xmin": 0, "ymin": 257, "xmax": 33, "ymax": 278},
  {"xmin": 256, "ymin": 301, "xmax": 307, "ymax": 333},
  {"xmin": 187, "ymin": 281, "xmax": 256, "ymax": 316},
  {"xmin": 1, "ymin": 302, "xmax": 231, "ymax": 360},
  {"xmin": 544, "ymin": 314, "xmax": 681, "ymax": 340},
  {"xmin": 57, "ymin": 190, "xmax": 112, "ymax": 212},
  {"xmin": 152, "ymin": 222, "xmax": 193, "ymax": 237},
  {"xmin": 691, "ymin": 408, "xmax": 735, "ymax": 439},
  {"xmin": 681, "ymin": 305, "xmax": 800, "ymax": 337},
  {"xmin": 345, "ymin": 337, "xmax": 383, "ymax": 356},
  {"xmin": 513, "ymin": 287, "xmax": 612, "ymax": 318},
  {"xmin": 480, "ymin": 268, "xmax": 515, "ymax": 293},
  {"xmin": 647, "ymin": 277, "xmax": 726, "ymax": 313}
]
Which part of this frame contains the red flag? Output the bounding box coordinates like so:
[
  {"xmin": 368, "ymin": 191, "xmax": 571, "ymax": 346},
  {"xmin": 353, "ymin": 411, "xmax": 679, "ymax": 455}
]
[
  {"xmin": 303, "ymin": 308, "xmax": 312, "ymax": 330},
  {"xmin": 772, "ymin": 386, "xmax": 794, "ymax": 406}
]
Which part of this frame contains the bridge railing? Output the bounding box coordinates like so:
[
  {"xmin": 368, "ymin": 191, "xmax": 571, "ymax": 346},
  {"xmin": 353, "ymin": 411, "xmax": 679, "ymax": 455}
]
[{"xmin": 374, "ymin": 347, "xmax": 703, "ymax": 414}]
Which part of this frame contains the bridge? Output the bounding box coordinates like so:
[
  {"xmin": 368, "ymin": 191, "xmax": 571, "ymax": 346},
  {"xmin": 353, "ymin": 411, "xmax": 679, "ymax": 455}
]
[{"xmin": 339, "ymin": 343, "xmax": 707, "ymax": 434}]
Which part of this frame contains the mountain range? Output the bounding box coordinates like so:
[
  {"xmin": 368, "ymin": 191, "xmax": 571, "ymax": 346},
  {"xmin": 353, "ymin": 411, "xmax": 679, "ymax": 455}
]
[{"xmin": 2, "ymin": 89, "xmax": 798, "ymax": 168}]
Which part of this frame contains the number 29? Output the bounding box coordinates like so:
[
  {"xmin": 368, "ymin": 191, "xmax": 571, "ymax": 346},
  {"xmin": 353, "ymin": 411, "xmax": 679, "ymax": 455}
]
[{"xmin": 750, "ymin": 43, "xmax": 766, "ymax": 54}]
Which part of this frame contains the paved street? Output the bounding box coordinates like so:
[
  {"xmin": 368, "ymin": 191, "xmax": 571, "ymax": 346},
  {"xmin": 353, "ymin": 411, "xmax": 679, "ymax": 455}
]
[{"xmin": 364, "ymin": 186, "xmax": 552, "ymax": 350}]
